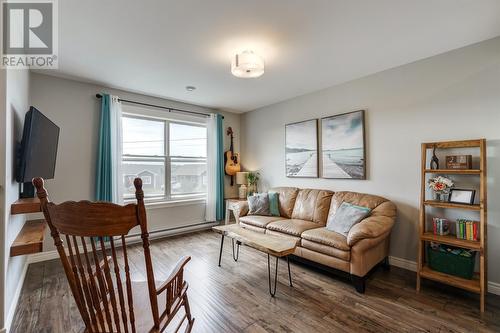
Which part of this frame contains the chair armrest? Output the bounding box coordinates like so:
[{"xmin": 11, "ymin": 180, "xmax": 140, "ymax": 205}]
[
  {"xmin": 347, "ymin": 215, "xmax": 395, "ymax": 247},
  {"xmin": 156, "ymin": 256, "xmax": 191, "ymax": 295}
]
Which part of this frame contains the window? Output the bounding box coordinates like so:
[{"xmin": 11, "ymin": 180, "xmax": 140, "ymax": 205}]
[{"xmin": 121, "ymin": 114, "xmax": 207, "ymax": 202}]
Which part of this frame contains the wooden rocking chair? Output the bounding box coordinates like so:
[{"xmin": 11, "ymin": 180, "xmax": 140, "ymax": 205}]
[{"xmin": 33, "ymin": 177, "xmax": 195, "ymax": 333}]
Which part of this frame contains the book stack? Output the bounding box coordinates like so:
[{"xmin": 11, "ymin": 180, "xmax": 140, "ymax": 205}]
[
  {"xmin": 432, "ymin": 218, "xmax": 450, "ymax": 236},
  {"xmin": 456, "ymin": 219, "xmax": 479, "ymax": 241}
]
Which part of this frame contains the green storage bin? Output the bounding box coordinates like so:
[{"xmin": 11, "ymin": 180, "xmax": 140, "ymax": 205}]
[{"xmin": 427, "ymin": 245, "xmax": 476, "ymax": 279}]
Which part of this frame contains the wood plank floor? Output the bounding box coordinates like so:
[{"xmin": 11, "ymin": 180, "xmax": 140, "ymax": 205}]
[{"xmin": 11, "ymin": 230, "xmax": 500, "ymax": 333}]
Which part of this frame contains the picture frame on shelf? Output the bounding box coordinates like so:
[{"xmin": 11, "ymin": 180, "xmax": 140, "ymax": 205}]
[
  {"xmin": 446, "ymin": 155, "xmax": 472, "ymax": 169},
  {"xmin": 448, "ymin": 189, "xmax": 476, "ymax": 205}
]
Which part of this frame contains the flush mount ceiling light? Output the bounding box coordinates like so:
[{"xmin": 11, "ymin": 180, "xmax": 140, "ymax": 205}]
[
  {"xmin": 231, "ymin": 50, "xmax": 265, "ymax": 78},
  {"xmin": 185, "ymin": 85, "xmax": 196, "ymax": 91}
]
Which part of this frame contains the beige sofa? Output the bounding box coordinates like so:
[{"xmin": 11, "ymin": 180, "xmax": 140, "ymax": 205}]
[{"xmin": 236, "ymin": 187, "xmax": 397, "ymax": 292}]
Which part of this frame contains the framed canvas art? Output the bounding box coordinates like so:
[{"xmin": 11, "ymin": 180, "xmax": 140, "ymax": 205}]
[
  {"xmin": 321, "ymin": 110, "xmax": 366, "ymax": 179},
  {"xmin": 285, "ymin": 119, "xmax": 318, "ymax": 178}
]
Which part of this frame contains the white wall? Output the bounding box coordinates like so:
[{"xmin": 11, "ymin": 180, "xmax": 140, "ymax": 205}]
[
  {"xmin": 241, "ymin": 37, "xmax": 500, "ymax": 284},
  {"xmin": 29, "ymin": 73, "xmax": 241, "ymax": 251},
  {"xmin": 0, "ymin": 66, "xmax": 6, "ymax": 333},
  {"xmin": 1, "ymin": 68, "xmax": 30, "ymax": 332}
]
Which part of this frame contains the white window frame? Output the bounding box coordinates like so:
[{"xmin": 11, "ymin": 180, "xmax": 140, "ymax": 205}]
[{"xmin": 121, "ymin": 108, "xmax": 207, "ymax": 205}]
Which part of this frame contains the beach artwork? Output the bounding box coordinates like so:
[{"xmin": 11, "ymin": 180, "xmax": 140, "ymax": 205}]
[
  {"xmin": 285, "ymin": 119, "xmax": 318, "ymax": 177},
  {"xmin": 321, "ymin": 110, "xmax": 365, "ymax": 179}
]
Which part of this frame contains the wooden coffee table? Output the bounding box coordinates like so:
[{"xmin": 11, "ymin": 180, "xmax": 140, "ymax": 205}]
[{"xmin": 212, "ymin": 224, "xmax": 296, "ymax": 297}]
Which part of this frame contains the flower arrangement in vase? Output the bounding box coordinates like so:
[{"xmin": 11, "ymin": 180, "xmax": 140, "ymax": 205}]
[{"xmin": 428, "ymin": 176, "xmax": 454, "ymax": 202}]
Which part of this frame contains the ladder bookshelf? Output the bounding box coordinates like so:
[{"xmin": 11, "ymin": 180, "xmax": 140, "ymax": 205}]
[{"xmin": 416, "ymin": 139, "xmax": 487, "ymax": 312}]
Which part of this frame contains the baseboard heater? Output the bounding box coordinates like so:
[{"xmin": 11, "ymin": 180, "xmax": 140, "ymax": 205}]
[{"xmin": 125, "ymin": 221, "xmax": 219, "ymax": 244}]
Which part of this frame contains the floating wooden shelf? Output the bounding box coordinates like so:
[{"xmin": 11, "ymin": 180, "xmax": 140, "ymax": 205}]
[
  {"xmin": 424, "ymin": 169, "xmax": 481, "ymax": 175},
  {"xmin": 420, "ymin": 266, "xmax": 480, "ymax": 293},
  {"xmin": 421, "ymin": 232, "xmax": 481, "ymax": 250},
  {"xmin": 423, "ymin": 200, "xmax": 480, "ymax": 211},
  {"xmin": 10, "ymin": 219, "xmax": 46, "ymax": 257},
  {"xmin": 11, "ymin": 197, "xmax": 41, "ymax": 215}
]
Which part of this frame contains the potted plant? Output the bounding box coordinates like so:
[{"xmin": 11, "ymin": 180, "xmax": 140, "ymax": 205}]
[
  {"xmin": 428, "ymin": 176, "xmax": 454, "ymax": 202},
  {"xmin": 246, "ymin": 172, "xmax": 260, "ymax": 196}
]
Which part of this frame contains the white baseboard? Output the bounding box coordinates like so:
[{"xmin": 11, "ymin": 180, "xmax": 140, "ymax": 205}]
[
  {"xmin": 28, "ymin": 221, "xmax": 218, "ymax": 264},
  {"xmin": 4, "ymin": 260, "xmax": 29, "ymax": 333},
  {"xmin": 488, "ymin": 281, "xmax": 500, "ymax": 296},
  {"xmin": 388, "ymin": 256, "xmax": 417, "ymax": 272},
  {"xmin": 389, "ymin": 255, "xmax": 500, "ymax": 296}
]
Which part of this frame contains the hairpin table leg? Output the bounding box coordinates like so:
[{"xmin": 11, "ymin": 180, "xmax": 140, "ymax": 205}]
[
  {"xmin": 287, "ymin": 256, "xmax": 293, "ymax": 287},
  {"xmin": 232, "ymin": 239, "xmax": 240, "ymax": 261},
  {"xmin": 218, "ymin": 235, "xmax": 224, "ymax": 267},
  {"xmin": 268, "ymin": 254, "xmax": 279, "ymax": 297}
]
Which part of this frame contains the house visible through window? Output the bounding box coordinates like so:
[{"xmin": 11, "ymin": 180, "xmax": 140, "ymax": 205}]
[{"xmin": 121, "ymin": 113, "xmax": 207, "ymax": 202}]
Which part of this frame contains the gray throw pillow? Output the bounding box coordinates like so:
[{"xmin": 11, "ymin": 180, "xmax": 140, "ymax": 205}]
[
  {"xmin": 326, "ymin": 202, "xmax": 371, "ymax": 236},
  {"xmin": 247, "ymin": 193, "xmax": 270, "ymax": 216}
]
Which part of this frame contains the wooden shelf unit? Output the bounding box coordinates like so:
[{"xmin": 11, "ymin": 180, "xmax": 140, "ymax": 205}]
[
  {"xmin": 421, "ymin": 232, "xmax": 480, "ymax": 250},
  {"xmin": 420, "ymin": 266, "xmax": 480, "ymax": 293},
  {"xmin": 423, "ymin": 200, "xmax": 481, "ymax": 211},
  {"xmin": 11, "ymin": 197, "xmax": 42, "ymax": 214},
  {"xmin": 10, "ymin": 219, "xmax": 46, "ymax": 257},
  {"xmin": 424, "ymin": 169, "xmax": 481, "ymax": 175},
  {"xmin": 417, "ymin": 139, "xmax": 487, "ymax": 313}
]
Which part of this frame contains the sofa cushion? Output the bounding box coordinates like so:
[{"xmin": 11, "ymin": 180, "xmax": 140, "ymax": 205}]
[
  {"xmin": 301, "ymin": 239, "xmax": 350, "ymax": 261},
  {"xmin": 239, "ymin": 215, "xmax": 284, "ymax": 228},
  {"xmin": 301, "ymin": 227, "xmax": 350, "ymax": 251},
  {"xmin": 326, "ymin": 202, "xmax": 371, "ymax": 237},
  {"xmin": 266, "ymin": 219, "xmax": 319, "ymax": 237},
  {"xmin": 247, "ymin": 193, "xmax": 270, "ymax": 216},
  {"xmin": 268, "ymin": 192, "xmax": 280, "ymax": 216},
  {"xmin": 269, "ymin": 187, "xmax": 299, "ymax": 218},
  {"xmin": 291, "ymin": 189, "xmax": 333, "ymax": 224},
  {"xmin": 239, "ymin": 222, "xmax": 266, "ymax": 233}
]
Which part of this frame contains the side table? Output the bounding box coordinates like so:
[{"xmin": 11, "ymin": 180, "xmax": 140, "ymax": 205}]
[{"xmin": 225, "ymin": 198, "xmax": 247, "ymax": 225}]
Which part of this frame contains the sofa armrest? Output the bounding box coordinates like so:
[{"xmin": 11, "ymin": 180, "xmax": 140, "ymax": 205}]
[
  {"xmin": 347, "ymin": 215, "xmax": 395, "ymax": 246},
  {"xmin": 235, "ymin": 201, "xmax": 249, "ymax": 217}
]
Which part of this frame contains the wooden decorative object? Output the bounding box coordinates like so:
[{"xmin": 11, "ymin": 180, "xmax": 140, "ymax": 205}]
[
  {"xmin": 417, "ymin": 139, "xmax": 487, "ymax": 313},
  {"xmin": 446, "ymin": 155, "xmax": 472, "ymax": 169},
  {"xmin": 33, "ymin": 177, "xmax": 195, "ymax": 333}
]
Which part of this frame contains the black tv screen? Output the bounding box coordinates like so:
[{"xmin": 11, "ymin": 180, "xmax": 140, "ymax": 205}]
[{"xmin": 16, "ymin": 107, "xmax": 60, "ymax": 184}]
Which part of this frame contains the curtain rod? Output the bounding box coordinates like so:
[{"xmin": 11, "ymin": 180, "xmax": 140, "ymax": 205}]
[{"xmin": 95, "ymin": 94, "xmax": 223, "ymax": 119}]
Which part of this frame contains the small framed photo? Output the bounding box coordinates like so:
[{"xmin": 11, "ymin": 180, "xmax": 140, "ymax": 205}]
[{"xmin": 448, "ymin": 189, "xmax": 476, "ymax": 205}]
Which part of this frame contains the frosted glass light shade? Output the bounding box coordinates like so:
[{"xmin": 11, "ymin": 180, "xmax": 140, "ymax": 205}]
[
  {"xmin": 231, "ymin": 51, "xmax": 264, "ymax": 78},
  {"xmin": 236, "ymin": 172, "xmax": 249, "ymax": 185}
]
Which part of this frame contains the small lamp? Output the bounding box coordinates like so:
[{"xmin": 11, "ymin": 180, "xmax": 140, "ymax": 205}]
[{"xmin": 236, "ymin": 172, "xmax": 249, "ymax": 199}]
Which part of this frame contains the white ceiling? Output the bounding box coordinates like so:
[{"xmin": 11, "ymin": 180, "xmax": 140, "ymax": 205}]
[{"xmin": 43, "ymin": 0, "xmax": 500, "ymax": 112}]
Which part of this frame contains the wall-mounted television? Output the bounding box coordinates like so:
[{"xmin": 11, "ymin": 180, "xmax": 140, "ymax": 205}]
[{"xmin": 16, "ymin": 106, "xmax": 60, "ymax": 198}]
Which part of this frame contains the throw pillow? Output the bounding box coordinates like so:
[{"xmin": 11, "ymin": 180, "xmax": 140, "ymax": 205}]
[
  {"xmin": 268, "ymin": 192, "xmax": 280, "ymax": 216},
  {"xmin": 326, "ymin": 202, "xmax": 371, "ymax": 236},
  {"xmin": 248, "ymin": 193, "xmax": 270, "ymax": 216}
]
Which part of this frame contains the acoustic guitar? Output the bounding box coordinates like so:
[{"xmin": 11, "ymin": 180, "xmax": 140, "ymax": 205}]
[{"xmin": 224, "ymin": 127, "xmax": 241, "ymax": 185}]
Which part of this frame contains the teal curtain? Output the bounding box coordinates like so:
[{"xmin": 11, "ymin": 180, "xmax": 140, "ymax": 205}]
[
  {"xmin": 215, "ymin": 114, "xmax": 225, "ymax": 220},
  {"xmin": 95, "ymin": 94, "xmax": 112, "ymax": 202}
]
